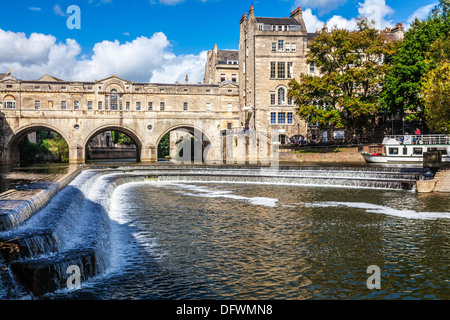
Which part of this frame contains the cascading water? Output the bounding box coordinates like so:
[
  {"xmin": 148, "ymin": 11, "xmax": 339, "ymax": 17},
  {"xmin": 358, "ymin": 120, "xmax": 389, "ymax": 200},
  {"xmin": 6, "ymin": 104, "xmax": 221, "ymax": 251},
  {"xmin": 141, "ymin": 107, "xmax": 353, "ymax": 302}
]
[{"xmin": 0, "ymin": 165, "xmax": 436, "ymax": 298}]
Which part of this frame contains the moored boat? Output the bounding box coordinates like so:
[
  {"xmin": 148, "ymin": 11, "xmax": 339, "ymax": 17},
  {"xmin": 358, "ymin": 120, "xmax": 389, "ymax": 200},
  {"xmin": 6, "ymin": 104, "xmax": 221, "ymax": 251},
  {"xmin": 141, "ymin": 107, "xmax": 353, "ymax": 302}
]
[{"xmin": 362, "ymin": 135, "xmax": 450, "ymax": 163}]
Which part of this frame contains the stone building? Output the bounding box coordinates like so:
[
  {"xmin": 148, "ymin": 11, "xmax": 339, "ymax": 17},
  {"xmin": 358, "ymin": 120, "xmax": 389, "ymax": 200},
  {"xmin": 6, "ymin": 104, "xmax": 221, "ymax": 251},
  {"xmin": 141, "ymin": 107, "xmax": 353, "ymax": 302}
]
[
  {"xmin": 237, "ymin": 6, "xmax": 312, "ymax": 143},
  {"xmin": 204, "ymin": 45, "xmax": 239, "ymax": 85}
]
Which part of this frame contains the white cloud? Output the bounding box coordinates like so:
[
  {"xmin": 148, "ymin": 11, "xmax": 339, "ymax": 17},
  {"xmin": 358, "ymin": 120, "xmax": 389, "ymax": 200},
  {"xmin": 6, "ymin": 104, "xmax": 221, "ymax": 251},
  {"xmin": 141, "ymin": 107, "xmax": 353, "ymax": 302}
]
[
  {"xmin": 0, "ymin": 29, "xmax": 207, "ymax": 84},
  {"xmin": 53, "ymin": 4, "xmax": 67, "ymax": 17},
  {"xmin": 28, "ymin": 7, "xmax": 41, "ymax": 11},
  {"xmin": 406, "ymin": 2, "xmax": 437, "ymax": 27},
  {"xmin": 294, "ymin": 0, "xmax": 347, "ymax": 13},
  {"xmin": 302, "ymin": 0, "xmax": 394, "ymax": 32}
]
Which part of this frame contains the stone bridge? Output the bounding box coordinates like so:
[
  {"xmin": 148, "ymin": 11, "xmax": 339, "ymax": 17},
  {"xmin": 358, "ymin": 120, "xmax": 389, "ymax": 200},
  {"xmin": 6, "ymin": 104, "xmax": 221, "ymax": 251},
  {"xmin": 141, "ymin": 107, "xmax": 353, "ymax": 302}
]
[{"xmin": 0, "ymin": 75, "xmax": 244, "ymax": 164}]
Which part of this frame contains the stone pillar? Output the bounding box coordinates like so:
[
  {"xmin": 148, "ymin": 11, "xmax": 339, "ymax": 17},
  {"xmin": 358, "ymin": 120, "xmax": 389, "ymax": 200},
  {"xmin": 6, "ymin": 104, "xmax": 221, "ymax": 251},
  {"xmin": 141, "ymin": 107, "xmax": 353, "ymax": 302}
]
[
  {"xmin": 140, "ymin": 146, "xmax": 157, "ymax": 163},
  {"xmin": 69, "ymin": 146, "xmax": 85, "ymax": 164}
]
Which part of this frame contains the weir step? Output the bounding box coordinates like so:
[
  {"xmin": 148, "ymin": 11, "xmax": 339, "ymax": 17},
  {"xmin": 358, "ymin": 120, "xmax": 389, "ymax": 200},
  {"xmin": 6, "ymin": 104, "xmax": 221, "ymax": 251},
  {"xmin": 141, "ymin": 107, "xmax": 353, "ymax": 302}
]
[{"xmin": 433, "ymin": 169, "xmax": 450, "ymax": 193}]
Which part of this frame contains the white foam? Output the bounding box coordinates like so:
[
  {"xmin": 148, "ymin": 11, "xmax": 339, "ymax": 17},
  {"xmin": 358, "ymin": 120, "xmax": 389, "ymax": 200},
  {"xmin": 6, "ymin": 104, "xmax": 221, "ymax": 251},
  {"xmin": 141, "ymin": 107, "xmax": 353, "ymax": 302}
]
[
  {"xmin": 302, "ymin": 201, "xmax": 450, "ymax": 220},
  {"xmin": 160, "ymin": 183, "xmax": 279, "ymax": 207}
]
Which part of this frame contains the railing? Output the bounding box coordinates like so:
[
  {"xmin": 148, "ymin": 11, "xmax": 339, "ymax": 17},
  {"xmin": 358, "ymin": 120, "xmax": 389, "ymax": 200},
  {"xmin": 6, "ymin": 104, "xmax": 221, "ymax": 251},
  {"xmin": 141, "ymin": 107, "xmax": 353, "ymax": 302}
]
[{"xmin": 384, "ymin": 135, "xmax": 450, "ymax": 145}]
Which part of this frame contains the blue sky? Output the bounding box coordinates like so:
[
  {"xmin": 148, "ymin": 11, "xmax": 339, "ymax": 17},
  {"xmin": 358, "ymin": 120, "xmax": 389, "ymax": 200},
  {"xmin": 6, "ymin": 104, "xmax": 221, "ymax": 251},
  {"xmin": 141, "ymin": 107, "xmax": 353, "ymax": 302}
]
[{"xmin": 0, "ymin": 0, "xmax": 440, "ymax": 83}]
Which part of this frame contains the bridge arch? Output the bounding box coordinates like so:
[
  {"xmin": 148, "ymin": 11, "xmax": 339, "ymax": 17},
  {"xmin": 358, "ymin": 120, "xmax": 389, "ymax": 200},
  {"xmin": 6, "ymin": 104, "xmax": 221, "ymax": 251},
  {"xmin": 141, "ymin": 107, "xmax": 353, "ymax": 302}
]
[
  {"xmin": 7, "ymin": 123, "xmax": 72, "ymax": 164},
  {"xmin": 156, "ymin": 124, "xmax": 212, "ymax": 162},
  {"xmin": 83, "ymin": 125, "xmax": 144, "ymax": 163}
]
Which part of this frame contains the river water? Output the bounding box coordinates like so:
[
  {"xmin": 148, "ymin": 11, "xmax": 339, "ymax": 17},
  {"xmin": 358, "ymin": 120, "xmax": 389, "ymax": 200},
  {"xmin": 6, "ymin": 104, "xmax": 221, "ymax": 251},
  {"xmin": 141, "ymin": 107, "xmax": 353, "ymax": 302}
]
[{"xmin": 0, "ymin": 166, "xmax": 449, "ymax": 300}]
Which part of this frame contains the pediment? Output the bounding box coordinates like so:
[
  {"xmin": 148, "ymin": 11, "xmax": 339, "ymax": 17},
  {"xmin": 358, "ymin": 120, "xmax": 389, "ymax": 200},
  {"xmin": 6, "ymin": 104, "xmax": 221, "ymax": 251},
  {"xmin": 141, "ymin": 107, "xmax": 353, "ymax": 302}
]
[
  {"xmin": 96, "ymin": 75, "xmax": 131, "ymax": 85},
  {"xmin": 219, "ymin": 82, "xmax": 239, "ymax": 88},
  {"xmin": 0, "ymin": 72, "xmax": 19, "ymax": 83},
  {"xmin": 37, "ymin": 74, "xmax": 64, "ymax": 82}
]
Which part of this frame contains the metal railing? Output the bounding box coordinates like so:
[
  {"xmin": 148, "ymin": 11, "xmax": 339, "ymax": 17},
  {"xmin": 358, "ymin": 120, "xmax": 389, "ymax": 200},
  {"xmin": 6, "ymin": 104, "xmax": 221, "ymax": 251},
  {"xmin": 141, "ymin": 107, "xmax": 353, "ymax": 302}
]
[{"xmin": 384, "ymin": 135, "xmax": 450, "ymax": 145}]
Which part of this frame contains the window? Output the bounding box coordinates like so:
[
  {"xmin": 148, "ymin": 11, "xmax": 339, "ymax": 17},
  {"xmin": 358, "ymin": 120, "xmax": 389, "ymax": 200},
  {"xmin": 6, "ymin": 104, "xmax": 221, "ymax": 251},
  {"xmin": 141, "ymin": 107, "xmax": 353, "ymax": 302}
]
[
  {"xmin": 119, "ymin": 97, "xmax": 123, "ymax": 110},
  {"xmin": 403, "ymin": 147, "xmax": 408, "ymax": 155},
  {"xmin": 74, "ymin": 101, "xmax": 80, "ymax": 110},
  {"xmin": 291, "ymin": 43, "xmax": 296, "ymax": 52},
  {"xmin": 88, "ymin": 101, "xmax": 93, "ymax": 110},
  {"xmin": 272, "ymin": 25, "xmax": 277, "ymax": 31},
  {"xmin": 272, "ymin": 43, "xmax": 277, "ymax": 52},
  {"xmin": 220, "ymin": 74, "xmax": 226, "ymax": 82},
  {"xmin": 258, "ymin": 24, "xmax": 264, "ymax": 31},
  {"xmin": 270, "ymin": 93, "xmax": 276, "ymax": 105},
  {"xmin": 183, "ymin": 102, "xmax": 188, "ymax": 111},
  {"xmin": 389, "ymin": 148, "xmax": 399, "ymax": 155},
  {"xmin": 285, "ymin": 43, "xmax": 290, "ymax": 52},
  {"xmin": 105, "ymin": 96, "xmax": 109, "ymax": 110},
  {"xmin": 287, "ymin": 62, "xmax": 293, "ymax": 78},
  {"xmin": 278, "ymin": 87, "xmax": 286, "ymax": 105},
  {"xmin": 310, "ymin": 62, "xmax": 315, "ymax": 73},
  {"xmin": 97, "ymin": 101, "xmax": 102, "ymax": 110},
  {"xmin": 278, "ymin": 62, "xmax": 286, "ymax": 79},
  {"xmin": 413, "ymin": 148, "xmax": 423, "ymax": 155},
  {"xmin": 160, "ymin": 102, "xmax": 165, "ymax": 111},
  {"xmin": 6, "ymin": 85, "xmax": 12, "ymax": 89},
  {"xmin": 278, "ymin": 40, "xmax": 284, "ymax": 52},
  {"xmin": 126, "ymin": 102, "xmax": 130, "ymax": 111},
  {"xmin": 278, "ymin": 112, "xmax": 286, "ymax": 124},
  {"xmin": 270, "ymin": 62, "xmax": 276, "ymax": 78},
  {"xmin": 148, "ymin": 102, "xmax": 153, "ymax": 111},
  {"xmin": 110, "ymin": 89, "xmax": 118, "ymax": 110},
  {"xmin": 136, "ymin": 102, "xmax": 141, "ymax": 111},
  {"xmin": 287, "ymin": 113, "xmax": 293, "ymax": 124},
  {"xmin": 4, "ymin": 99, "xmax": 16, "ymax": 109},
  {"xmin": 206, "ymin": 102, "xmax": 211, "ymax": 112},
  {"xmin": 35, "ymin": 86, "xmax": 40, "ymax": 90},
  {"xmin": 227, "ymin": 123, "xmax": 232, "ymax": 130},
  {"xmin": 288, "ymin": 95, "xmax": 293, "ymax": 105},
  {"xmin": 227, "ymin": 103, "xmax": 232, "ymax": 113},
  {"xmin": 35, "ymin": 100, "xmax": 40, "ymax": 110},
  {"xmin": 232, "ymin": 74, "xmax": 237, "ymax": 82},
  {"xmin": 270, "ymin": 112, "xmax": 277, "ymax": 124}
]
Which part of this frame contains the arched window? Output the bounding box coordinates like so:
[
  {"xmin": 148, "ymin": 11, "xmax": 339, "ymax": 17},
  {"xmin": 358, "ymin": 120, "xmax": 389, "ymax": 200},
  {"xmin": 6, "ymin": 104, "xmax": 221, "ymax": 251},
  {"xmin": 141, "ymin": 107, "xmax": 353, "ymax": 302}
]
[
  {"xmin": 3, "ymin": 95, "xmax": 16, "ymax": 109},
  {"xmin": 110, "ymin": 89, "xmax": 118, "ymax": 110},
  {"xmin": 277, "ymin": 87, "xmax": 286, "ymax": 106}
]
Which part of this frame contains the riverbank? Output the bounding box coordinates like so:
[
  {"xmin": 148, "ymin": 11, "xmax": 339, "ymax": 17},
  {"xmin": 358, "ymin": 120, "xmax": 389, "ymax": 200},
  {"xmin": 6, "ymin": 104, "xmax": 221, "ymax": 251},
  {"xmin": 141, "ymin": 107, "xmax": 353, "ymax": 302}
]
[{"xmin": 279, "ymin": 147, "xmax": 365, "ymax": 163}]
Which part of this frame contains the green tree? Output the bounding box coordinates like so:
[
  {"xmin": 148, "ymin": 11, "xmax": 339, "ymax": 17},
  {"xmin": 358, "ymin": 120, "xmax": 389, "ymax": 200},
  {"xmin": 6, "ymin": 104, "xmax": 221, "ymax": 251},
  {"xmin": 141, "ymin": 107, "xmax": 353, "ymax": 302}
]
[
  {"xmin": 289, "ymin": 18, "xmax": 392, "ymax": 142},
  {"xmin": 42, "ymin": 133, "xmax": 69, "ymax": 162},
  {"xmin": 158, "ymin": 133, "xmax": 170, "ymax": 159},
  {"xmin": 421, "ymin": 37, "xmax": 450, "ymax": 133},
  {"xmin": 381, "ymin": 0, "xmax": 450, "ymax": 122}
]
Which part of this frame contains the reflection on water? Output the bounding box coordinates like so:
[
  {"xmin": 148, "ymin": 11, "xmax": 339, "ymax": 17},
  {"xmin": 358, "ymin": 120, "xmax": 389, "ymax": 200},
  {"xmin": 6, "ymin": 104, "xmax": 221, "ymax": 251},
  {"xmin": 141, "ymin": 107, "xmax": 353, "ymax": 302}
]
[
  {"xmin": 52, "ymin": 181, "xmax": 449, "ymax": 300},
  {"xmin": 0, "ymin": 163, "xmax": 71, "ymax": 194}
]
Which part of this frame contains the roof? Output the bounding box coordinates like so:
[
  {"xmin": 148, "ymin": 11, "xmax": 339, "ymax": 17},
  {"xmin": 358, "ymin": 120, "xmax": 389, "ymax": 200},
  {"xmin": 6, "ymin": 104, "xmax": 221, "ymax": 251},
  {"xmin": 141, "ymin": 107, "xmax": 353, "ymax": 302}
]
[
  {"xmin": 307, "ymin": 33, "xmax": 319, "ymax": 41},
  {"xmin": 0, "ymin": 73, "xmax": 6, "ymax": 80},
  {"xmin": 217, "ymin": 50, "xmax": 239, "ymax": 62},
  {"xmin": 255, "ymin": 17, "xmax": 301, "ymax": 26}
]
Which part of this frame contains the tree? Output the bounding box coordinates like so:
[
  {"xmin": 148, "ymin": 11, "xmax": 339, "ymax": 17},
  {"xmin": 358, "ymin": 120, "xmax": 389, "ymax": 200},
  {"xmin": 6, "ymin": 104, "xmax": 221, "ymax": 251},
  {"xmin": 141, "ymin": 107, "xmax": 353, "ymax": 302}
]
[
  {"xmin": 421, "ymin": 37, "xmax": 450, "ymax": 133},
  {"xmin": 381, "ymin": 0, "xmax": 450, "ymax": 122},
  {"xmin": 288, "ymin": 19, "xmax": 393, "ymax": 143}
]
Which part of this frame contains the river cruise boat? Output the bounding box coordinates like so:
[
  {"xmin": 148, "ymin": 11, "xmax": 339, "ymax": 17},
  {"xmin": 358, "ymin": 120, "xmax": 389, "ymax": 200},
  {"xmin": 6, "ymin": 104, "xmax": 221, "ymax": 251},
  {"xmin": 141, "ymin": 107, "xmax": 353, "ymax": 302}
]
[{"xmin": 362, "ymin": 135, "xmax": 450, "ymax": 163}]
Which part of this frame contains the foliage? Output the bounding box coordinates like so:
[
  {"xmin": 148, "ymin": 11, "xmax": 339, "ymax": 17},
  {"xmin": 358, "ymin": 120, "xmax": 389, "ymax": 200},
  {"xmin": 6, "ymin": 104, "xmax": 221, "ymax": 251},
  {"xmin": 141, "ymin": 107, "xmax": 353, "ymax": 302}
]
[
  {"xmin": 19, "ymin": 132, "xmax": 69, "ymax": 163},
  {"xmin": 289, "ymin": 18, "xmax": 393, "ymax": 142},
  {"xmin": 158, "ymin": 133, "xmax": 170, "ymax": 159},
  {"xmin": 421, "ymin": 37, "xmax": 450, "ymax": 133},
  {"xmin": 381, "ymin": 0, "xmax": 450, "ymax": 122},
  {"xmin": 42, "ymin": 134, "xmax": 69, "ymax": 162},
  {"xmin": 111, "ymin": 131, "xmax": 134, "ymax": 146}
]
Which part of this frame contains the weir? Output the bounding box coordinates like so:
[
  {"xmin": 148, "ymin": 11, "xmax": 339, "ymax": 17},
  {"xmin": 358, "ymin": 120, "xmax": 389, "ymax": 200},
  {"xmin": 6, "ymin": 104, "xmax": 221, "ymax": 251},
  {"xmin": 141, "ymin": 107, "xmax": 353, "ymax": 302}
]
[{"xmin": 0, "ymin": 165, "xmax": 435, "ymax": 297}]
